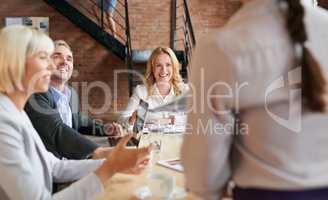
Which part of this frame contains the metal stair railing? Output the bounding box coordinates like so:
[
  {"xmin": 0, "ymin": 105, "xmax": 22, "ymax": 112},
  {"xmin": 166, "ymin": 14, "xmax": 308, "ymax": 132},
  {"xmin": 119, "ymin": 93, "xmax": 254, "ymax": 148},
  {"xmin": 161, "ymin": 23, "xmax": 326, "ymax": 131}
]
[
  {"xmin": 43, "ymin": 0, "xmax": 130, "ymax": 59},
  {"xmin": 75, "ymin": 0, "xmax": 127, "ymax": 43},
  {"xmin": 171, "ymin": 0, "xmax": 196, "ymax": 79}
]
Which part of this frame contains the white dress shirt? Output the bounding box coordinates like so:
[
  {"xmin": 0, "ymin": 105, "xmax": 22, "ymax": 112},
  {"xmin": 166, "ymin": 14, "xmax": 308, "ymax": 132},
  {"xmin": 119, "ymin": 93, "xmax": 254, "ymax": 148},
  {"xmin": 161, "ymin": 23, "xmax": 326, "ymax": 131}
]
[
  {"xmin": 181, "ymin": 0, "xmax": 328, "ymax": 199},
  {"xmin": 121, "ymin": 83, "xmax": 189, "ymax": 121},
  {"xmin": 50, "ymin": 86, "xmax": 73, "ymax": 128}
]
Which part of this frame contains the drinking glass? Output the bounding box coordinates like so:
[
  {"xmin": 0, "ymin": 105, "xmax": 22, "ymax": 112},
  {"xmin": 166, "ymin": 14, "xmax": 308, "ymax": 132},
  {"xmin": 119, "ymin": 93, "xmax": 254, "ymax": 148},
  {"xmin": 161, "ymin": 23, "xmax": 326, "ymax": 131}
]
[{"xmin": 135, "ymin": 132, "xmax": 169, "ymax": 199}]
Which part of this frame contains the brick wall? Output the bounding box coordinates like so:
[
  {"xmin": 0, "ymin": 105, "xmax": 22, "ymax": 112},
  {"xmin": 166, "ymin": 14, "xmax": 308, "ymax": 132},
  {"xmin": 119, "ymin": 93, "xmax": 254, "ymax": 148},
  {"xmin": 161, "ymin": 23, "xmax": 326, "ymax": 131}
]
[
  {"xmin": 189, "ymin": 0, "xmax": 241, "ymax": 37},
  {"xmin": 0, "ymin": 0, "xmax": 241, "ymax": 121},
  {"xmin": 129, "ymin": 0, "xmax": 241, "ymax": 49},
  {"xmin": 319, "ymin": 0, "xmax": 328, "ymax": 8}
]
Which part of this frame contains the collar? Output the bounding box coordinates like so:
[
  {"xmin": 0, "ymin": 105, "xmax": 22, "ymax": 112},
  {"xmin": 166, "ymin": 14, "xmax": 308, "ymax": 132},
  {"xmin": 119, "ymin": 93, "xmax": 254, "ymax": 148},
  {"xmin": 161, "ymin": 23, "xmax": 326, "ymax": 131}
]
[
  {"xmin": 228, "ymin": 0, "xmax": 277, "ymax": 26},
  {"xmin": 0, "ymin": 92, "xmax": 23, "ymax": 114},
  {"xmin": 152, "ymin": 83, "xmax": 175, "ymax": 102},
  {"xmin": 49, "ymin": 86, "xmax": 71, "ymax": 103},
  {"xmin": 153, "ymin": 83, "xmax": 175, "ymax": 96}
]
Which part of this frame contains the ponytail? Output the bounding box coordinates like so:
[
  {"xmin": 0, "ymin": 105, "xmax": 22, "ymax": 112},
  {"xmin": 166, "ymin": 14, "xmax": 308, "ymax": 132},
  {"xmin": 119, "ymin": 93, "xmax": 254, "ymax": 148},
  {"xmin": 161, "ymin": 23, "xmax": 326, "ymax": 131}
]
[{"xmin": 282, "ymin": 0, "xmax": 328, "ymax": 112}]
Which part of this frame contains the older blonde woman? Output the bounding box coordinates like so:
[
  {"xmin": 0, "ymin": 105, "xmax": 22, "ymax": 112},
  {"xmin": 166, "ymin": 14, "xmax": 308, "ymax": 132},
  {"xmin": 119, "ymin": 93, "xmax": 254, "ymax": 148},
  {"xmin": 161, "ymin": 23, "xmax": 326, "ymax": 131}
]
[
  {"xmin": 121, "ymin": 47, "xmax": 188, "ymax": 124},
  {"xmin": 0, "ymin": 25, "xmax": 151, "ymax": 200}
]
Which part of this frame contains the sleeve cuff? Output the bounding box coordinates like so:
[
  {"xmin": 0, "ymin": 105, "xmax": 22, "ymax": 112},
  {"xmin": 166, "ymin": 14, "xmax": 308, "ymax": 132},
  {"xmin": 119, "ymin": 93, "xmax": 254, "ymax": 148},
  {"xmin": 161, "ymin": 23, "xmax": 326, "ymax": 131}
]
[{"xmin": 53, "ymin": 173, "xmax": 104, "ymax": 200}]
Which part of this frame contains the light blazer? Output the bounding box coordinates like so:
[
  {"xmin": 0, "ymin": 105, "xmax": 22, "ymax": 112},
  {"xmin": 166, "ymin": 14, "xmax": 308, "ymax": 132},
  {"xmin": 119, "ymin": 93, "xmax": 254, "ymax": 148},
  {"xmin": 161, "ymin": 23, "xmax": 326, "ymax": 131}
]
[{"xmin": 0, "ymin": 93, "xmax": 104, "ymax": 200}]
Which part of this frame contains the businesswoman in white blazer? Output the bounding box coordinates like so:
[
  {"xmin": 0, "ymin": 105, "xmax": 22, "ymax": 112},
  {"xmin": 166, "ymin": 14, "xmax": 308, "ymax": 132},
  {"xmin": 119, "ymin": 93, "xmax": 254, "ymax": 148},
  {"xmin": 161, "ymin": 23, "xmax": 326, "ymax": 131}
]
[
  {"xmin": 0, "ymin": 25, "xmax": 151, "ymax": 200},
  {"xmin": 121, "ymin": 47, "xmax": 188, "ymax": 123},
  {"xmin": 182, "ymin": 0, "xmax": 328, "ymax": 200}
]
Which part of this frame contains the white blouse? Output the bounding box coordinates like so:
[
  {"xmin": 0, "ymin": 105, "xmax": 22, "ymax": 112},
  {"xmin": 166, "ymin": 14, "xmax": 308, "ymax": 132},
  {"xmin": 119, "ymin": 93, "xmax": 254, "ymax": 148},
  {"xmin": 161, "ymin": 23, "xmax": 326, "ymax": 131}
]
[
  {"xmin": 120, "ymin": 83, "xmax": 189, "ymax": 121},
  {"xmin": 181, "ymin": 0, "xmax": 328, "ymax": 199}
]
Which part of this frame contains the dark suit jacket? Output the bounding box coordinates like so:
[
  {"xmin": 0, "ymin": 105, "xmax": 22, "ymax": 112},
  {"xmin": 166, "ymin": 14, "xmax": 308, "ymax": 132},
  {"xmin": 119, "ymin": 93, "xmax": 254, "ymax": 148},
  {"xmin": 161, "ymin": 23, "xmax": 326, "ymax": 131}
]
[{"xmin": 24, "ymin": 87, "xmax": 107, "ymax": 159}]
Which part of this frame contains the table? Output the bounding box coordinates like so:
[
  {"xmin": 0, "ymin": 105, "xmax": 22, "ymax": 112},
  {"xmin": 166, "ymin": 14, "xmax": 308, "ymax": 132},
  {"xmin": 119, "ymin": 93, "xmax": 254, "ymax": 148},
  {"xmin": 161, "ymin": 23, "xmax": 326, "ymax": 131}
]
[
  {"xmin": 90, "ymin": 134, "xmax": 232, "ymax": 200},
  {"xmin": 94, "ymin": 133, "xmax": 199, "ymax": 200}
]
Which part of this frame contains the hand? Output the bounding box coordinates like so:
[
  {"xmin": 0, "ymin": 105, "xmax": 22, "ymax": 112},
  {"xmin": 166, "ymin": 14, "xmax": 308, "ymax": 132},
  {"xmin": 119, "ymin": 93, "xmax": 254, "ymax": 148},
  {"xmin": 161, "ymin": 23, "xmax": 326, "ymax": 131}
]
[
  {"xmin": 169, "ymin": 115, "xmax": 176, "ymax": 125},
  {"xmin": 105, "ymin": 134, "xmax": 151, "ymax": 172},
  {"xmin": 128, "ymin": 111, "xmax": 137, "ymax": 125},
  {"xmin": 95, "ymin": 134, "xmax": 152, "ymax": 184},
  {"xmin": 92, "ymin": 147, "xmax": 113, "ymax": 159},
  {"xmin": 123, "ymin": 158, "xmax": 150, "ymax": 175},
  {"xmin": 104, "ymin": 122, "xmax": 124, "ymax": 137}
]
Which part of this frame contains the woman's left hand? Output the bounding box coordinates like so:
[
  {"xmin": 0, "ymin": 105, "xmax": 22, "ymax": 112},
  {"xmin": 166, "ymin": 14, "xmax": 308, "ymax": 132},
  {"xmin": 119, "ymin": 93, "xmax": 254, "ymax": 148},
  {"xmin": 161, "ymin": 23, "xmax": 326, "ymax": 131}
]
[
  {"xmin": 104, "ymin": 122, "xmax": 127, "ymax": 137},
  {"xmin": 123, "ymin": 158, "xmax": 150, "ymax": 175}
]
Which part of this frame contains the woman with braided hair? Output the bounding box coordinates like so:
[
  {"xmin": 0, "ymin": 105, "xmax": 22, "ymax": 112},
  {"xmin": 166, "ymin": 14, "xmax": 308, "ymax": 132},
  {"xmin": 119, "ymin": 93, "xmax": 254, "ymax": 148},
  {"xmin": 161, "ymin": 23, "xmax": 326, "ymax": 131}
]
[{"xmin": 182, "ymin": 0, "xmax": 328, "ymax": 199}]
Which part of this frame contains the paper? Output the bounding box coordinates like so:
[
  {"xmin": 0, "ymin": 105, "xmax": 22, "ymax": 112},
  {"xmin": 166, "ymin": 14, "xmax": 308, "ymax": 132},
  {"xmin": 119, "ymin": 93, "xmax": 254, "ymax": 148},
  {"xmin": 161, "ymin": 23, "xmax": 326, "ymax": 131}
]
[
  {"xmin": 157, "ymin": 158, "xmax": 184, "ymax": 172},
  {"xmin": 149, "ymin": 93, "xmax": 188, "ymax": 113}
]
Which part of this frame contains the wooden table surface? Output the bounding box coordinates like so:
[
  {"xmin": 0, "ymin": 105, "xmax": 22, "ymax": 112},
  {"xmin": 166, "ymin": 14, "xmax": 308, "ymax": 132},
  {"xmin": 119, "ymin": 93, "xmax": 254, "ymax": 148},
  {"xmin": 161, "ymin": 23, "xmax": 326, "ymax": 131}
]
[{"xmin": 94, "ymin": 133, "xmax": 201, "ymax": 200}]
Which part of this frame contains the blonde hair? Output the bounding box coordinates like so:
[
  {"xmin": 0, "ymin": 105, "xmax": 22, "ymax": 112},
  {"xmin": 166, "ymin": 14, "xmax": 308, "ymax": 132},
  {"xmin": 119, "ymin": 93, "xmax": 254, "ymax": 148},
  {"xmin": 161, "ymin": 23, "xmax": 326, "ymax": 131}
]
[
  {"xmin": 144, "ymin": 47, "xmax": 183, "ymax": 96},
  {"xmin": 0, "ymin": 25, "xmax": 54, "ymax": 93}
]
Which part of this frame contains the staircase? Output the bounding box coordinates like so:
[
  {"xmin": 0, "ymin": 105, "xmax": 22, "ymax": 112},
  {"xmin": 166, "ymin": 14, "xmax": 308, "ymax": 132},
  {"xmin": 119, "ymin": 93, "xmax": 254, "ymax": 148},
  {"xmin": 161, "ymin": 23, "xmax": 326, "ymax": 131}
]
[
  {"xmin": 171, "ymin": 0, "xmax": 196, "ymax": 78},
  {"xmin": 44, "ymin": 0, "xmax": 195, "ymax": 96}
]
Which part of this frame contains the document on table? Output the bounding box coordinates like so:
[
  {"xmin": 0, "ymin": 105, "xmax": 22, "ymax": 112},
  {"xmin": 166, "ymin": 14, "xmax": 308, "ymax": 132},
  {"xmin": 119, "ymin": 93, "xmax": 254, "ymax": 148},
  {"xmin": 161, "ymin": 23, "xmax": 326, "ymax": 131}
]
[{"xmin": 157, "ymin": 158, "xmax": 184, "ymax": 172}]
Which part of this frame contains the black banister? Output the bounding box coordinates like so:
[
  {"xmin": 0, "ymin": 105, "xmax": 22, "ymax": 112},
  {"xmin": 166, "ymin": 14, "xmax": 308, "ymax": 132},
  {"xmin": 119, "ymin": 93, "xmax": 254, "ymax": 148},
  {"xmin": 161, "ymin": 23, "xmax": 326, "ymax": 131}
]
[
  {"xmin": 171, "ymin": 0, "xmax": 196, "ymax": 80},
  {"xmin": 124, "ymin": 0, "xmax": 132, "ymax": 56},
  {"xmin": 124, "ymin": 0, "xmax": 134, "ymax": 96},
  {"xmin": 183, "ymin": 0, "xmax": 195, "ymax": 46},
  {"xmin": 170, "ymin": 0, "xmax": 177, "ymax": 50},
  {"xmin": 100, "ymin": 0, "xmax": 104, "ymax": 29},
  {"xmin": 172, "ymin": 0, "xmax": 196, "ymax": 51}
]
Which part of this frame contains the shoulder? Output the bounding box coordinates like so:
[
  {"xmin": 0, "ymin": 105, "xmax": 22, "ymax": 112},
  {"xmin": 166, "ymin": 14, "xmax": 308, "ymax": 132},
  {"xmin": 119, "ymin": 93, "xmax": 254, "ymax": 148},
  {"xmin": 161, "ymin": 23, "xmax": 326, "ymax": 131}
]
[
  {"xmin": 304, "ymin": 4, "xmax": 328, "ymax": 71},
  {"xmin": 135, "ymin": 84, "xmax": 147, "ymax": 92},
  {"xmin": 0, "ymin": 111, "xmax": 19, "ymax": 127},
  {"xmin": 211, "ymin": 1, "xmax": 288, "ymax": 56},
  {"xmin": 133, "ymin": 84, "xmax": 148, "ymax": 98},
  {"xmin": 27, "ymin": 90, "xmax": 53, "ymax": 107},
  {"xmin": 178, "ymin": 83, "xmax": 189, "ymax": 94},
  {"xmin": 0, "ymin": 96, "xmax": 24, "ymax": 139},
  {"xmin": 304, "ymin": 2, "xmax": 328, "ymax": 22},
  {"xmin": 0, "ymin": 111, "xmax": 23, "ymax": 141},
  {"xmin": 25, "ymin": 90, "xmax": 58, "ymax": 114},
  {"xmin": 32, "ymin": 90, "xmax": 53, "ymax": 101},
  {"xmin": 67, "ymin": 86, "xmax": 77, "ymax": 97}
]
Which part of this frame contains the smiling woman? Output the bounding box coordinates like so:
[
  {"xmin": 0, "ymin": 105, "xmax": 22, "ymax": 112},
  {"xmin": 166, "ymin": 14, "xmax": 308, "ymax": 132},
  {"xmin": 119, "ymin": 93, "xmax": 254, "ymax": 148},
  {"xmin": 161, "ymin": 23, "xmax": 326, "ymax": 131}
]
[
  {"xmin": 145, "ymin": 47, "xmax": 183, "ymax": 97},
  {"xmin": 0, "ymin": 25, "xmax": 54, "ymax": 97},
  {"xmin": 120, "ymin": 47, "xmax": 189, "ymax": 123}
]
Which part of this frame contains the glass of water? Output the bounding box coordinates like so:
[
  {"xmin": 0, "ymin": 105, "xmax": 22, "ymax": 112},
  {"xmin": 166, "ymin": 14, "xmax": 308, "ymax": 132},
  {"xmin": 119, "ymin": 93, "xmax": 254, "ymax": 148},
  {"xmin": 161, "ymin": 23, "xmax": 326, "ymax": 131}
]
[
  {"xmin": 139, "ymin": 132, "xmax": 162, "ymax": 172},
  {"xmin": 134, "ymin": 132, "xmax": 165, "ymax": 199}
]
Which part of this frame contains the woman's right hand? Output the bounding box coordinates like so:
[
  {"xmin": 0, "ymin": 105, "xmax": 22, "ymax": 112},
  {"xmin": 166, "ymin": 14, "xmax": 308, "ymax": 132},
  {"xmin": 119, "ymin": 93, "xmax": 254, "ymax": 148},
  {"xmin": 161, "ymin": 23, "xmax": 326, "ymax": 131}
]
[{"xmin": 95, "ymin": 134, "xmax": 152, "ymax": 184}]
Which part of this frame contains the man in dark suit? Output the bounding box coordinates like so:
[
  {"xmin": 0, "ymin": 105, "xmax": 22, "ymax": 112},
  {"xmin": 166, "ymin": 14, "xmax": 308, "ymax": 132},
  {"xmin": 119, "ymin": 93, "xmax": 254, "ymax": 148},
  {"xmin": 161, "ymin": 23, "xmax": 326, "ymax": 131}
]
[{"xmin": 25, "ymin": 40, "xmax": 119, "ymax": 159}]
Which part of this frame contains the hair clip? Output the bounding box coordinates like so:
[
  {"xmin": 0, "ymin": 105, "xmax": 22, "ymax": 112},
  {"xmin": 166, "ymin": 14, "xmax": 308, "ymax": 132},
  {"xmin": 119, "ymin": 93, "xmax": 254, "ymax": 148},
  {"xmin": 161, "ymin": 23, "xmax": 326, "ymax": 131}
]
[{"xmin": 278, "ymin": 0, "xmax": 289, "ymax": 12}]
